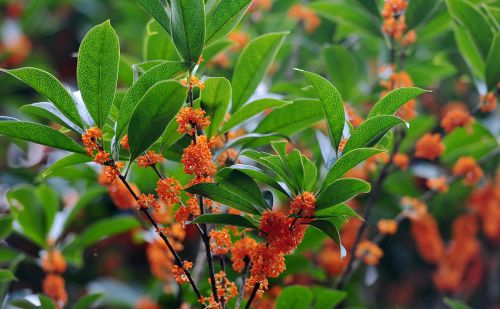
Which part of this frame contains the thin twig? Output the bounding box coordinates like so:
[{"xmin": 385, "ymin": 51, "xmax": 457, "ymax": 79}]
[
  {"xmin": 236, "ymin": 258, "xmax": 251, "ymax": 309},
  {"xmin": 245, "ymin": 283, "xmax": 260, "ymax": 309}
]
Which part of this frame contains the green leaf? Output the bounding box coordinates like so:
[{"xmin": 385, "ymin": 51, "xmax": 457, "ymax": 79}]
[
  {"xmin": 200, "ymin": 77, "xmax": 231, "ymax": 139},
  {"xmin": 77, "ymin": 20, "xmax": 120, "ymax": 129},
  {"xmin": 143, "ymin": 20, "xmax": 180, "ymax": 61},
  {"xmin": 136, "ymin": 0, "xmax": 171, "ymax": 35},
  {"xmin": 38, "ymin": 295, "xmax": 56, "ymax": 309},
  {"xmin": 0, "ymin": 247, "xmax": 18, "ymax": 264},
  {"xmin": 116, "ymin": 61, "xmax": 188, "ymax": 141},
  {"xmin": 309, "ymin": 220, "xmax": 343, "ymax": 250},
  {"xmin": 40, "ymin": 153, "xmax": 92, "ymax": 179},
  {"xmin": 205, "ymin": 0, "xmax": 252, "ymax": 46},
  {"xmin": 171, "ymin": 0, "xmax": 205, "ymax": 63},
  {"xmin": 231, "ymin": 32, "xmax": 288, "ymax": 112},
  {"xmin": 287, "ymin": 149, "xmax": 305, "ymax": 191},
  {"xmin": 72, "ymin": 293, "xmax": 104, "ymax": 309},
  {"xmin": 1, "ymin": 67, "xmax": 84, "ymax": 128},
  {"xmin": 343, "ymin": 115, "xmax": 406, "ymax": 154},
  {"xmin": 185, "ymin": 183, "xmax": 261, "ymax": 215},
  {"xmin": 323, "ymin": 45, "xmax": 357, "ymax": 100},
  {"xmin": 315, "ymin": 204, "xmax": 362, "ymax": 220},
  {"xmin": 312, "ymin": 287, "xmax": 347, "ymax": 309},
  {"xmin": 453, "ymin": 25, "xmax": 485, "ymax": 78},
  {"xmin": 254, "ymin": 99, "xmax": 324, "ymax": 136},
  {"xmin": 0, "ymin": 120, "xmax": 86, "ymax": 154},
  {"xmin": 228, "ymin": 164, "xmax": 290, "ymax": 196},
  {"xmin": 485, "ymin": 32, "xmax": 500, "ymax": 90},
  {"xmin": 222, "ymin": 98, "xmax": 288, "ymax": 133},
  {"xmin": 19, "ymin": 102, "xmax": 83, "ymax": 133},
  {"xmin": 191, "ymin": 213, "xmax": 258, "ymax": 229},
  {"xmin": 302, "ymin": 154, "xmax": 318, "ymax": 192},
  {"xmin": 0, "ymin": 215, "xmax": 13, "ymax": 240},
  {"xmin": 37, "ymin": 185, "xmax": 59, "ymax": 236},
  {"xmin": 276, "ymin": 286, "xmax": 313, "ymax": 309},
  {"xmin": 297, "ymin": 69, "xmax": 345, "ymax": 153},
  {"xmin": 222, "ymin": 133, "xmax": 286, "ymax": 150},
  {"xmin": 128, "ymin": 80, "xmax": 188, "ymax": 161},
  {"xmin": 323, "ymin": 148, "xmax": 384, "ymax": 190},
  {"xmin": 368, "ymin": 87, "xmax": 428, "ymax": 118},
  {"xmin": 64, "ymin": 187, "xmax": 107, "ymax": 232},
  {"xmin": 443, "ymin": 298, "xmax": 473, "ymax": 309},
  {"xmin": 316, "ymin": 178, "xmax": 371, "ymax": 211},
  {"xmin": 215, "ymin": 168, "xmax": 268, "ymax": 210},
  {"xmin": 0, "ymin": 269, "xmax": 17, "ymax": 284}
]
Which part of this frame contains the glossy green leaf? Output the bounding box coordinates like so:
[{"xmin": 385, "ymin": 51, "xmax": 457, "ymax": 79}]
[
  {"xmin": 0, "ymin": 215, "xmax": 13, "ymax": 240},
  {"xmin": 1, "ymin": 67, "xmax": 84, "ymax": 128},
  {"xmin": 171, "ymin": 0, "xmax": 205, "ymax": 63},
  {"xmin": 287, "ymin": 149, "xmax": 305, "ymax": 191},
  {"xmin": 453, "ymin": 25, "xmax": 485, "ymax": 78},
  {"xmin": 191, "ymin": 213, "xmax": 258, "ymax": 229},
  {"xmin": 228, "ymin": 164, "xmax": 290, "ymax": 196},
  {"xmin": 136, "ymin": 0, "xmax": 171, "ymax": 35},
  {"xmin": 231, "ymin": 32, "xmax": 288, "ymax": 112},
  {"xmin": 222, "ymin": 98, "xmax": 289, "ymax": 133},
  {"xmin": 38, "ymin": 295, "xmax": 56, "ymax": 309},
  {"xmin": 77, "ymin": 20, "xmax": 120, "ymax": 128},
  {"xmin": 116, "ymin": 61, "xmax": 188, "ymax": 140},
  {"xmin": 19, "ymin": 102, "xmax": 83, "ymax": 133},
  {"xmin": 128, "ymin": 80, "xmax": 188, "ymax": 161},
  {"xmin": 276, "ymin": 286, "xmax": 313, "ymax": 309},
  {"xmin": 72, "ymin": 293, "xmax": 104, "ymax": 309},
  {"xmin": 143, "ymin": 19, "xmax": 180, "ymax": 61},
  {"xmin": 37, "ymin": 185, "xmax": 59, "ymax": 236},
  {"xmin": 205, "ymin": 0, "xmax": 252, "ymax": 46},
  {"xmin": 443, "ymin": 298, "xmax": 472, "ymax": 309},
  {"xmin": 0, "ymin": 120, "xmax": 85, "ymax": 154},
  {"xmin": 222, "ymin": 133, "xmax": 286, "ymax": 150},
  {"xmin": 254, "ymin": 99, "xmax": 324, "ymax": 136},
  {"xmin": 368, "ymin": 87, "xmax": 428, "ymax": 118},
  {"xmin": 40, "ymin": 153, "xmax": 92, "ymax": 179},
  {"xmin": 215, "ymin": 168, "xmax": 268, "ymax": 210},
  {"xmin": 200, "ymin": 77, "xmax": 231, "ymax": 139},
  {"xmin": 316, "ymin": 178, "xmax": 371, "ymax": 210},
  {"xmin": 343, "ymin": 115, "xmax": 406, "ymax": 154},
  {"xmin": 0, "ymin": 270, "xmax": 17, "ymax": 284},
  {"xmin": 64, "ymin": 187, "xmax": 107, "ymax": 232},
  {"xmin": 302, "ymin": 154, "xmax": 318, "ymax": 192},
  {"xmin": 297, "ymin": 69, "xmax": 345, "ymax": 153},
  {"xmin": 323, "ymin": 45, "xmax": 357, "ymax": 100},
  {"xmin": 185, "ymin": 183, "xmax": 261, "ymax": 215},
  {"xmin": 315, "ymin": 204, "xmax": 362, "ymax": 220},
  {"xmin": 309, "ymin": 219, "xmax": 343, "ymax": 250},
  {"xmin": 323, "ymin": 148, "xmax": 384, "ymax": 189},
  {"xmin": 485, "ymin": 32, "xmax": 500, "ymax": 90},
  {"xmin": 312, "ymin": 288, "xmax": 347, "ymax": 309}
]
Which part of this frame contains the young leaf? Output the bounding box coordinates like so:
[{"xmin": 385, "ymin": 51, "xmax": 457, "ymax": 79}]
[
  {"xmin": 200, "ymin": 77, "xmax": 231, "ymax": 139},
  {"xmin": 215, "ymin": 168, "xmax": 269, "ymax": 210},
  {"xmin": 368, "ymin": 87, "xmax": 428, "ymax": 118},
  {"xmin": 231, "ymin": 32, "xmax": 288, "ymax": 112},
  {"xmin": 297, "ymin": 69, "xmax": 345, "ymax": 153},
  {"xmin": 485, "ymin": 32, "xmax": 500, "ymax": 90},
  {"xmin": 322, "ymin": 148, "xmax": 385, "ymax": 189},
  {"xmin": 185, "ymin": 183, "xmax": 261, "ymax": 215},
  {"xmin": 19, "ymin": 102, "xmax": 84, "ymax": 133},
  {"xmin": 221, "ymin": 98, "xmax": 289, "ymax": 133},
  {"xmin": 205, "ymin": 0, "xmax": 252, "ymax": 46},
  {"xmin": 0, "ymin": 120, "xmax": 86, "ymax": 154},
  {"xmin": 128, "ymin": 80, "xmax": 187, "ymax": 161},
  {"xmin": 316, "ymin": 178, "xmax": 371, "ymax": 210},
  {"xmin": 323, "ymin": 45, "xmax": 357, "ymax": 100},
  {"xmin": 170, "ymin": 0, "xmax": 205, "ymax": 63},
  {"xmin": 136, "ymin": 0, "xmax": 171, "ymax": 35},
  {"xmin": 1, "ymin": 67, "xmax": 84, "ymax": 128},
  {"xmin": 343, "ymin": 115, "xmax": 406, "ymax": 154},
  {"xmin": 77, "ymin": 20, "xmax": 120, "ymax": 129},
  {"xmin": 275, "ymin": 286, "xmax": 313, "ymax": 309},
  {"xmin": 116, "ymin": 61, "xmax": 189, "ymax": 141},
  {"xmin": 302, "ymin": 154, "xmax": 318, "ymax": 192},
  {"xmin": 191, "ymin": 213, "xmax": 258, "ymax": 229}
]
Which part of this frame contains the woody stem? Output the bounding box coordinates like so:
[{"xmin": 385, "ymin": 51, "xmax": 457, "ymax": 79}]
[
  {"xmin": 245, "ymin": 283, "xmax": 261, "ymax": 309},
  {"xmin": 236, "ymin": 258, "xmax": 251, "ymax": 309}
]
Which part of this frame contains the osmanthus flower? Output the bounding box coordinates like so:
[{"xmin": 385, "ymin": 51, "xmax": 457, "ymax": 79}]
[
  {"xmin": 174, "ymin": 196, "xmax": 201, "ymax": 227},
  {"xmin": 480, "ymin": 92, "xmax": 497, "ymax": 112},
  {"xmin": 176, "ymin": 107, "xmax": 211, "ymax": 136},
  {"xmin": 380, "ymin": 70, "xmax": 417, "ymax": 120},
  {"xmin": 41, "ymin": 249, "xmax": 67, "ymax": 274},
  {"xmin": 393, "ymin": 153, "xmax": 409, "ymax": 170},
  {"xmin": 468, "ymin": 181, "xmax": 500, "ymax": 241},
  {"xmin": 172, "ymin": 260, "xmax": 193, "ymax": 284},
  {"xmin": 338, "ymin": 138, "xmax": 348, "ymax": 154},
  {"xmin": 411, "ymin": 213, "xmax": 444, "ymax": 264},
  {"xmin": 381, "ymin": 0, "xmax": 408, "ymax": 40},
  {"xmin": 93, "ymin": 150, "xmax": 110, "ymax": 164},
  {"xmin": 82, "ymin": 127, "xmax": 102, "ymax": 155},
  {"xmin": 258, "ymin": 210, "xmax": 307, "ymax": 254},
  {"xmin": 156, "ymin": 177, "xmax": 182, "ymax": 205},
  {"xmin": 135, "ymin": 297, "xmax": 161, "ymax": 309},
  {"xmin": 440, "ymin": 107, "xmax": 475, "ymax": 133},
  {"xmin": 453, "ymin": 156, "xmax": 484, "ymax": 186},
  {"xmin": 377, "ymin": 219, "xmax": 398, "ymax": 235},
  {"xmin": 400, "ymin": 30, "xmax": 417, "ymax": 47},
  {"xmin": 355, "ymin": 240, "xmax": 383, "ymax": 266},
  {"xmin": 228, "ymin": 31, "xmax": 249, "ymax": 52},
  {"xmin": 415, "ymin": 133, "xmax": 444, "ymax": 161},
  {"xmin": 345, "ymin": 103, "xmax": 364, "ymax": 127},
  {"xmin": 288, "ymin": 4, "xmax": 321, "ymax": 33},
  {"xmin": 198, "ymin": 296, "xmax": 219, "ymax": 308},
  {"xmin": 231, "ymin": 236, "xmax": 257, "ymax": 272},
  {"xmin": 137, "ymin": 151, "xmax": 164, "ymax": 167},
  {"xmin": 209, "ymin": 228, "xmax": 232, "ymax": 256},
  {"xmin": 147, "ymin": 238, "xmax": 176, "ymax": 282},
  {"xmin": 138, "ymin": 193, "xmax": 160, "ymax": 210},
  {"xmin": 103, "ymin": 162, "xmax": 124, "ymax": 183},
  {"xmin": 120, "ymin": 134, "xmax": 130, "ymax": 151},
  {"xmin": 211, "ymin": 271, "xmax": 238, "ymax": 303},
  {"xmin": 181, "ymin": 135, "xmax": 217, "ymax": 178},
  {"xmin": 216, "ymin": 148, "xmax": 240, "ymax": 167},
  {"xmin": 43, "ymin": 274, "xmax": 68, "ymax": 308},
  {"xmin": 180, "ymin": 75, "xmax": 205, "ymax": 90},
  {"xmin": 426, "ymin": 176, "xmax": 449, "ymax": 193},
  {"xmin": 249, "ymin": 0, "xmax": 272, "ymax": 13},
  {"xmin": 207, "ymin": 52, "xmax": 230, "ymax": 69},
  {"xmin": 401, "ymin": 196, "xmax": 427, "ymax": 220}
]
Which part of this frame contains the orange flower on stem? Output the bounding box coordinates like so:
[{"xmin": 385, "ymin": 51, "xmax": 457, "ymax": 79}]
[
  {"xmin": 393, "ymin": 153, "xmax": 409, "ymax": 170},
  {"xmin": 181, "ymin": 135, "xmax": 217, "ymax": 178},
  {"xmin": 138, "ymin": 193, "xmax": 160, "ymax": 210},
  {"xmin": 108, "ymin": 180, "xmax": 139, "ymax": 209},
  {"xmin": 41, "ymin": 250, "xmax": 67, "ymax": 274},
  {"xmin": 103, "ymin": 161, "xmax": 124, "ymax": 184},
  {"xmin": 176, "ymin": 107, "xmax": 211, "ymax": 136},
  {"xmin": 355, "ymin": 240, "xmax": 383, "ymax": 266},
  {"xmin": 82, "ymin": 127, "xmax": 102, "ymax": 155},
  {"xmin": 231, "ymin": 237, "xmax": 257, "ymax": 272},
  {"xmin": 181, "ymin": 75, "xmax": 205, "ymax": 90},
  {"xmin": 174, "ymin": 196, "xmax": 201, "ymax": 226},
  {"xmin": 259, "ymin": 211, "xmax": 306, "ymax": 254},
  {"xmin": 453, "ymin": 156, "xmax": 483, "ymax": 186},
  {"xmin": 480, "ymin": 92, "xmax": 497, "ymax": 112},
  {"xmin": 156, "ymin": 177, "xmax": 182, "ymax": 205},
  {"xmin": 411, "ymin": 213, "xmax": 444, "ymax": 264},
  {"xmin": 43, "ymin": 274, "xmax": 68, "ymax": 307},
  {"xmin": 426, "ymin": 176, "xmax": 449, "ymax": 193},
  {"xmin": 137, "ymin": 151, "xmax": 164, "ymax": 167},
  {"xmin": 401, "ymin": 196, "xmax": 427, "ymax": 220},
  {"xmin": 289, "ymin": 192, "xmax": 316, "ymax": 219},
  {"xmin": 415, "ymin": 133, "xmax": 444, "ymax": 161},
  {"xmin": 377, "ymin": 219, "xmax": 398, "ymax": 235},
  {"xmin": 210, "ymin": 228, "xmax": 232, "ymax": 256},
  {"xmin": 172, "ymin": 260, "xmax": 194, "ymax": 284},
  {"xmin": 441, "ymin": 108, "xmax": 474, "ymax": 133},
  {"xmin": 288, "ymin": 4, "xmax": 321, "ymax": 33},
  {"xmin": 120, "ymin": 134, "xmax": 130, "ymax": 151}
]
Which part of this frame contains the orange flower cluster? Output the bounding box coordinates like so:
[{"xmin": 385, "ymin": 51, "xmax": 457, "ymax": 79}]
[
  {"xmin": 43, "ymin": 274, "xmax": 68, "ymax": 308},
  {"xmin": 198, "ymin": 296, "xmax": 219, "ymax": 308},
  {"xmin": 138, "ymin": 193, "xmax": 160, "ymax": 210},
  {"xmin": 415, "ymin": 133, "xmax": 444, "ymax": 161},
  {"xmin": 41, "ymin": 250, "xmax": 67, "ymax": 274},
  {"xmin": 433, "ymin": 215, "xmax": 480, "ymax": 292},
  {"xmin": 176, "ymin": 107, "xmax": 211, "ymax": 136},
  {"xmin": 248, "ymin": 244, "xmax": 284, "ymax": 285},
  {"xmin": 480, "ymin": 92, "xmax": 497, "ymax": 113},
  {"xmin": 249, "ymin": 0, "xmax": 272, "ymax": 13},
  {"xmin": 156, "ymin": 177, "xmax": 182, "ymax": 205},
  {"xmin": 377, "ymin": 219, "xmax": 398, "ymax": 235},
  {"xmin": 338, "ymin": 138, "xmax": 348, "ymax": 153},
  {"xmin": 411, "ymin": 213, "xmax": 444, "ymax": 264},
  {"xmin": 216, "ymin": 148, "xmax": 240, "ymax": 167},
  {"xmin": 212, "ymin": 271, "xmax": 238, "ymax": 303},
  {"xmin": 365, "ymin": 152, "xmax": 390, "ymax": 172},
  {"xmin": 137, "ymin": 151, "xmax": 164, "ymax": 167},
  {"xmin": 426, "ymin": 176, "xmax": 449, "ymax": 193},
  {"xmin": 345, "ymin": 104, "xmax": 364, "ymax": 127},
  {"xmin": 259, "ymin": 211, "xmax": 306, "ymax": 254},
  {"xmin": 393, "ymin": 153, "xmax": 409, "ymax": 170},
  {"xmin": 120, "ymin": 134, "xmax": 130, "ymax": 150},
  {"xmin": 289, "ymin": 192, "xmax": 316, "ymax": 218},
  {"xmin": 172, "ymin": 260, "xmax": 193, "ymax": 284},
  {"xmin": 210, "ymin": 228, "xmax": 232, "ymax": 256},
  {"xmin": 355, "ymin": 240, "xmax": 384, "ymax": 265},
  {"xmin": 174, "ymin": 196, "xmax": 201, "ymax": 226},
  {"xmin": 468, "ymin": 179, "xmax": 500, "ymax": 241},
  {"xmin": 135, "ymin": 298, "xmax": 161, "ymax": 309},
  {"xmin": 231, "ymin": 237, "xmax": 257, "ymax": 272},
  {"xmin": 82, "ymin": 127, "xmax": 102, "ymax": 156},
  {"xmin": 401, "ymin": 196, "xmax": 427, "ymax": 220},
  {"xmin": 180, "ymin": 75, "xmax": 205, "ymax": 90},
  {"xmin": 381, "ymin": 0, "xmax": 408, "ymax": 40},
  {"xmin": 288, "ymin": 4, "xmax": 321, "ymax": 33},
  {"xmin": 207, "ymin": 52, "xmax": 230, "ymax": 69},
  {"xmin": 181, "ymin": 135, "xmax": 217, "ymax": 179},
  {"xmin": 453, "ymin": 156, "xmax": 483, "ymax": 186},
  {"xmin": 440, "ymin": 107, "xmax": 474, "ymax": 133},
  {"xmin": 147, "ymin": 229, "xmax": 185, "ymax": 282},
  {"xmin": 228, "ymin": 31, "xmax": 249, "ymax": 52}
]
